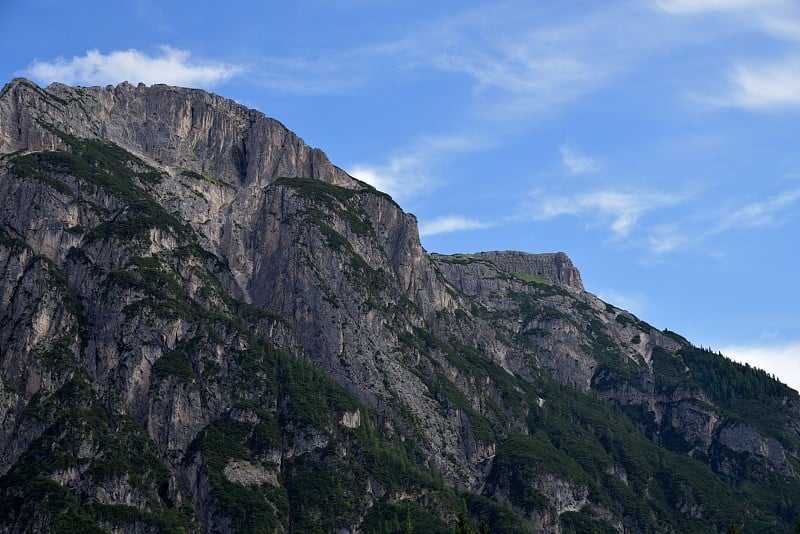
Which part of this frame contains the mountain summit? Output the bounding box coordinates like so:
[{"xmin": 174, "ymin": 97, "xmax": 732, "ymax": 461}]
[{"xmin": 1, "ymin": 79, "xmax": 799, "ymax": 533}]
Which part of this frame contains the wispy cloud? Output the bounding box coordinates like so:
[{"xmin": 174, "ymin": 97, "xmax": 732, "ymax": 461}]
[
  {"xmin": 722, "ymin": 60, "xmax": 800, "ymax": 109},
  {"xmin": 655, "ymin": 0, "xmax": 776, "ymax": 15},
  {"xmin": 349, "ymin": 156, "xmax": 432, "ymax": 202},
  {"xmin": 647, "ymin": 225, "xmax": 688, "ymax": 255},
  {"xmin": 713, "ymin": 188, "xmax": 800, "ymax": 231},
  {"xmin": 721, "ymin": 341, "xmax": 800, "ymax": 392},
  {"xmin": 23, "ymin": 46, "xmax": 242, "ymax": 87},
  {"xmin": 644, "ymin": 188, "xmax": 800, "ymax": 256},
  {"xmin": 348, "ymin": 135, "xmax": 484, "ymax": 201},
  {"xmin": 423, "ymin": 10, "xmax": 630, "ymax": 120},
  {"xmin": 656, "ymin": 0, "xmax": 800, "ymax": 109},
  {"xmin": 254, "ymin": 40, "xmax": 413, "ymax": 95},
  {"xmin": 761, "ymin": 14, "xmax": 800, "ymax": 42},
  {"xmin": 435, "ymin": 49, "xmax": 598, "ymax": 98},
  {"xmin": 242, "ymin": 1, "xmax": 798, "ymax": 116},
  {"xmin": 654, "ymin": 0, "xmax": 800, "ymax": 29},
  {"xmin": 560, "ymin": 143, "xmax": 600, "ymax": 175},
  {"xmin": 528, "ymin": 190, "xmax": 680, "ymax": 238},
  {"xmin": 418, "ymin": 215, "xmax": 490, "ymax": 237},
  {"xmin": 244, "ymin": 4, "xmax": 634, "ymax": 117}
]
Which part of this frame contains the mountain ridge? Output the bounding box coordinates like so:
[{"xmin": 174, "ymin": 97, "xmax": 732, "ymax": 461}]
[{"xmin": 1, "ymin": 79, "xmax": 799, "ymax": 533}]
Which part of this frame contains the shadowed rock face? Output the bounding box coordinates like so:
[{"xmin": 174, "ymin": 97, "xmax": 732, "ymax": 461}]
[{"xmin": 1, "ymin": 79, "xmax": 799, "ymax": 533}]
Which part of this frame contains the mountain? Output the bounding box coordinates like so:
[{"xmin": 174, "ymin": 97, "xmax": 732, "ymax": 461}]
[{"xmin": 0, "ymin": 78, "xmax": 799, "ymax": 533}]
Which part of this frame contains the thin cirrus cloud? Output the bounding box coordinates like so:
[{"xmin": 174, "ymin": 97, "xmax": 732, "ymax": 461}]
[
  {"xmin": 23, "ymin": 46, "xmax": 242, "ymax": 87},
  {"xmin": 243, "ymin": 4, "xmax": 626, "ymax": 117},
  {"xmin": 647, "ymin": 225, "xmax": 688, "ymax": 255},
  {"xmin": 418, "ymin": 216, "xmax": 490, "ymax": 237},
  {"xmin": 645, "ymin": 188, "xmax": 800, "ymax": 256},
  {"xmin": 349, "ymin": 135, "xmax": 485, "ymax": 202},
  {"xmin": 656, "ymin": 0, "xmax": 800, "ymax": 110},
  {"xmin": 349, "ymin": 156, "xmax": 433, "ymax": 202},
  {"xmin": 434, "ymin": 49, "xmax": 598, "ymax": 97},
  {"xmin": 723, "ymin": 60, "xmax": 800, "ymax": 109},
  {"xmin": 654, "ymin": 0, "xmax": 776, "ymax": 14},
  {"xmin": 529, "ymin": 190, "xmax": 680, "ymax": 238},
  {"xmin": 560, "ymin": 143, "xmax": 600, "ymax": 175},
  {"xmin": 427, "ymin": 23, "xmax": 620, "ymax": 120},
  {"xmin": 713, "ymin": 188, "xmax": 800, "ymax": 232},
  {"xmin": 654, "ymin": 0, "xmax": 800, "ymax": 44},
  {"xmin": 254, "ymin": 40, "xmax": 415, "ymax": 96}
]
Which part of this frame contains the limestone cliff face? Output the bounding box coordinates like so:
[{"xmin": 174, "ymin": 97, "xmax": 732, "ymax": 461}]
[
  {"xmin": 432, "ymin": 251, "xmax": 584, "ymax": 291},
  {"xmin": 0, "ymin": 78, "xmax": 352, "ymax": 189},
  {"xmin": 1, "ymin": 79, "xmax": 799, "ymax": 533}
]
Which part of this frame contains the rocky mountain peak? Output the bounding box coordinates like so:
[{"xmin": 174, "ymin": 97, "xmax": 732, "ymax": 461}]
[
  {"xmin": 1, "ymin": 79, "xmax": 799, "ymax": 533},
  {"xmin": 0, "ymin": 78, "xmax": 356, "ymax": 189}
]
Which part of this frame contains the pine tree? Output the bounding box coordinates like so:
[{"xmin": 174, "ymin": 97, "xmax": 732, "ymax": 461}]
[
  {"xmin": 455, "ymin": 512, "xmax": 472, "ymax": 534},
  {"xmin": 405, "ymin": 506, "xmax": 414, "ymax": 534}
]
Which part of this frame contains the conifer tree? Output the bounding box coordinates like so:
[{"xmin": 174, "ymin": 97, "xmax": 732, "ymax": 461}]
[{"xmin": 405, "ymin": 506, "xmax": 414, "ymax": 534}]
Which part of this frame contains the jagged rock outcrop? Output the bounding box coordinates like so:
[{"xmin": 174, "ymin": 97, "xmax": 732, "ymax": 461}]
[{"xmin": 1, "ymin": 79, "xmax": 799, "ymax": 533}]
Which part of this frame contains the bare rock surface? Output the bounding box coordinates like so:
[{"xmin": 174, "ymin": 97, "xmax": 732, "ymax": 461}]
[{"xmin": 1, "ymin": 79, "xmax": 799, "ymax": 533}]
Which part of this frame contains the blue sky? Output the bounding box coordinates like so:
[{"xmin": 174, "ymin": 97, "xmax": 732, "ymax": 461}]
[{"xmin": 2, "ymin": 0, "xmax": 800, "ymax": 389}]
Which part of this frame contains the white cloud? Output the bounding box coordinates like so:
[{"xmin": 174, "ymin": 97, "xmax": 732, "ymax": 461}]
[
  {"xmin": 530, "ymin": 190, "xmax": 679, "ymax": 238},
  {"xmin": 560, "ymin": 143, "xmax": 600, "ymax": 175},
  {"xmin": 432, "ymin": 1, "xmax": 800, "ymax": 117},
  {"xmin": 723, "ymin": 60, "xmax": 800, "ymax": 109},
  {"xmin": 435, "ymin": 49, "xmax": 597, "ymax": 97},
  {"xmin": 655, "ymin": 0, "xmax": 776, "ymax": 15},
  {"xmin": 348, "ymin": 135, "xmax": 483, "ymax": 201},
  {"xmin": 714, "ymin": 188, "xmax": 800, "ymax": 231},
  {"xmin": 647, "ymin": 226, "xmax": 687, "ymax": 255},
  {"xmin": 761, "ymin": 16, "xmax": 800, "ymax": 42},
  {"xmin": 194, "ymin": 6, "xmax": 611, "ymax": 105},
  {"xmin": 249, "ymin": 38, "xmax": 423, "ymax": 95},
  {"xmin": 349, "ymin": 154, "xmax": 433, "ymax": 202},
  {"xmin": 23, "ymin": 46, "xmax": 242, "ymax": 87},
  {"xmin": 721, "ymin": 342, "xmax": 800, "ymax": 392},
  {"xmin": 424, "ymin": 12, "xmax": 627, "ymax": 120},
  {"xmin": 640, "ymin": 188, "xmax": 800, "ymax": 257},
  {"xmin": 655, "ymin": 0, "xmax": 800, "ymax": 109},
  {"xmin": 251, "ymin": 4, "xmax": 632, "ymax": 115},
  {"xmin": 418, "ymin": 216, "xmax": 490, "ymax": 237}
]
